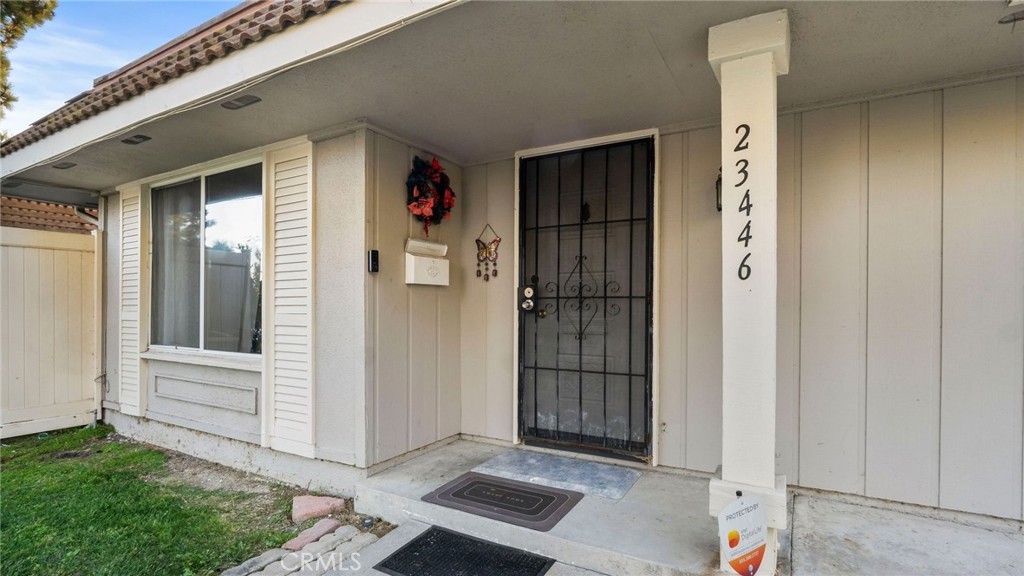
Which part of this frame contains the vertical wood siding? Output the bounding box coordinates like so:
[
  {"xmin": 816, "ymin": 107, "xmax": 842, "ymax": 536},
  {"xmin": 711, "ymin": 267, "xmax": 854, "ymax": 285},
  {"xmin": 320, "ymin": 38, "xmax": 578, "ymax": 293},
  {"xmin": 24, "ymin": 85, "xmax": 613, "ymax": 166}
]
[
  {"xmin": 1, "ymin": 228, "xmax": 95, "ymax": 437},
  {"xmin": 683, "ymin": 127, "xmax": 724, "ymax": 473},
  {"xmin": 658, "ymin": 133, "xmax": 686, "ymax": 466},
  {"xmin": 657, "ymin": 78, "xmax": 1023, "ymax": 519},
  {"xmin": 266, "ymin": 143, "xmax": 316, "ymax": 457},
  {"xmin": 460, "ymin": 163, "xmax": 499, "ymax": 440},
  {"xmin": 939, "ymin": 79, "xmax": 1023, "ymax": 518},
  {"xmin": 459, "ymin": 160, "xmax": 516, "ymax": 447},
  {"xmin": 865, "ymin": 92, "xmax": 943, "ymax": 506},
  {"xmin": 461, "ymin": 77, "xmax": 1023, "ymax": 520},
  {"xmin": 369, "ymin": 131, "xmax": 464, "ymax": 465},
  {"xmin": 775, "ymin": 113, "xmax": 801, "ymax": 485},
  {"xmin": 798, "ymin": 104, "xmax": 868, "ymax": 494}
]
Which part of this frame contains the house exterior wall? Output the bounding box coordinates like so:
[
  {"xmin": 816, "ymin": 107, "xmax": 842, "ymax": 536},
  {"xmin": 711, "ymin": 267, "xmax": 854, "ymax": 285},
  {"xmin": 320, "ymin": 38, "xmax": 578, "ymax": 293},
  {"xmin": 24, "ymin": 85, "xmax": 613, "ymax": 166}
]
[
  {"xmin": 313, "ymin": 129, "xmax": 369, "ymax": 467},
  {"xmin": 104, "ymin": 142, "xmax": 323, "ymax": 460},
  {"xmin": 103, "ymin": 127, "xmax": 464, "ymax": 474},
  {"xmin": 460, "ymin": 160, "xmax": 516, "ymax": 443},
  {"xmin": 461, "ymin": 77, "xmax": 1024, "ymax": 520},
  {"xmin": 359, "ymin": 129, "xmax": 463, "ymax": 466},
  {"xmin": 315, "ymin": 126, "xmax": 465, "ymax": 467},
  {"xmin": 939, "ymin": 79, "xmax": 1023, "ymax": 519},
  {"xmin": 144, "ymin": 359, "xmax": 261, "ymax": 443},
  {"xmin": 102, "ymin": 180, "xmax": 262, "ymax": 445},
  {"xmin": 96, "ymin": 76, "xmax": 1021, "ymax": 519},
  {"xmin": 103, "ymin": 194, "xmax": 120, "ymax": 407}
]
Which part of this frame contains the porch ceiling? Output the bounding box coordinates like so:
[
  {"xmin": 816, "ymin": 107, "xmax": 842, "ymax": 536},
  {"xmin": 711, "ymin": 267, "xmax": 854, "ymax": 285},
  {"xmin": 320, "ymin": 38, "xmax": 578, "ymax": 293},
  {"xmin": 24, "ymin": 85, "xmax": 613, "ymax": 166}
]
[{"xmin": 4, "ymin": 1, "xmax": 1021, "ymax": 206}]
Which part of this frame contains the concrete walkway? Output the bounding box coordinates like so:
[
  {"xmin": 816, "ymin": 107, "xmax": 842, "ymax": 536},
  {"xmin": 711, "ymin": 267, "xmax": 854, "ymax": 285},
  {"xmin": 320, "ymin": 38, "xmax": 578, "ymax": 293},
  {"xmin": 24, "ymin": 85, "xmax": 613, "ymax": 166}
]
[
  {"xmin": 223, "ymin": 439, "xmax": 1023, "ymax": 575},
  {"xmin": 790, "ymin": 496, "xmax": 1023, "ymax": 575},
  {"xmin": 352, "ymin": 440, "xmax": 1024, "ymax": 576},
  {"xmin": 340, "ymin": 520, "xmax": 603, "ymax": 576},
  {"xmin": 356, "ymin": 440, "xmax": 718, "ymax": 574}
]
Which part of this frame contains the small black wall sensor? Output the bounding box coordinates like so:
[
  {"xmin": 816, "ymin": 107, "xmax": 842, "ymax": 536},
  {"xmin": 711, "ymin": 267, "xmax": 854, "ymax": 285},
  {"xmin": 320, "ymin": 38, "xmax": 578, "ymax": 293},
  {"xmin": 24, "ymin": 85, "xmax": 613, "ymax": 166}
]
[{"xmin": 368, "ymin": 250, "xmax": 379, "ymax": 273}]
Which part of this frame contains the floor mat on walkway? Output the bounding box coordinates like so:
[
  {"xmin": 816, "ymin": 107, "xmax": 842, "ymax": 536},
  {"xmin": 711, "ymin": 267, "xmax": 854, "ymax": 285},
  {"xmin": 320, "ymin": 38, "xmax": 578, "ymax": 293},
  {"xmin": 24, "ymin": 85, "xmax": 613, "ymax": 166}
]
[
  {"xmin": 473, "ymin": 449, "xmax": 642, "ymax": 500},
  {"xmin": 375, "ymin": 525, "xmax": 554, "ymax": 576},
  {"xmin": 421, "ymin": 472, "xmax": 583, "ymax": 532}
]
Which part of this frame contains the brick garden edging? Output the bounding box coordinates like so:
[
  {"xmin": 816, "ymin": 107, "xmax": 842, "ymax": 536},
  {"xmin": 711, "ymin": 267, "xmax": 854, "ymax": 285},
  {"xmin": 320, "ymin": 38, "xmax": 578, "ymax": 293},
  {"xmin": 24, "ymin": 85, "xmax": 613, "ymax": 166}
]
[{"xmin": 222, "ymin": 525, "xmax": 378, "ymax": 576}]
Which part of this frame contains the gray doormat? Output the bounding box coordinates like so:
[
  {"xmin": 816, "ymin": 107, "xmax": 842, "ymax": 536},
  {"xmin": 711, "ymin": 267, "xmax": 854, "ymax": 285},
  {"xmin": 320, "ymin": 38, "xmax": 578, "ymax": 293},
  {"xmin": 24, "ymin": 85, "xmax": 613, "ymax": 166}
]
[
  {"xmin": 421, "ymin": 472, "xmax": 583, "ymax": 532},
  {"xmin": 473, "ymin": 449, "xmax": 642, "ymax": 500},
  {"xmin": 375, "ymin": 525, "xmax": 555, "ymax": 576}
]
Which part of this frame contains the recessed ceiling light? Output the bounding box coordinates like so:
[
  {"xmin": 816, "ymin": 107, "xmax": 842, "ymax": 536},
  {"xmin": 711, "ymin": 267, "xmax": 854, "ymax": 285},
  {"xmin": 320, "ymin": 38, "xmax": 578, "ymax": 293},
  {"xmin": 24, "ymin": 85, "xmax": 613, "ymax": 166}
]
[
  {"xmin": 52, "ymin": 161, "xmax": 77, "ymax": 169},
  {"xmin": 221, "ymin": 94, "xmax": 262, "ymax": 110},
  {"xmin": 999, "ymin": 9, "xmax": 1024, "ymax": 23},
  {"xmin": 121, "ymin": 134, "xmax": 152, "ymax": 145}
]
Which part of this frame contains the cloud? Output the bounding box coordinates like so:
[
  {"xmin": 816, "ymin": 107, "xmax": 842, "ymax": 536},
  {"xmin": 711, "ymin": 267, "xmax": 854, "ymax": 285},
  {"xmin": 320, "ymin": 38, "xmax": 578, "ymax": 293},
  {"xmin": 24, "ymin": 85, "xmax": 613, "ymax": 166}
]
[
  {"xmin": 3, "ymin": 22, "xmax": 136, "ymax": 136},
  {"xmin": 12, "ymin": 22, "xmax": 132, "ymax": 70}
]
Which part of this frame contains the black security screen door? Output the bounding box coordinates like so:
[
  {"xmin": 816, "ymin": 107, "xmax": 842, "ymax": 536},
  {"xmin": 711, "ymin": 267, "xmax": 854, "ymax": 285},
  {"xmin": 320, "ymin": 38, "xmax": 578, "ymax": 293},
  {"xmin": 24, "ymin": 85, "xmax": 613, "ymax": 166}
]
[{"xmin": 518, "ymin": 137, "xmax": 654, "ymax": 458}]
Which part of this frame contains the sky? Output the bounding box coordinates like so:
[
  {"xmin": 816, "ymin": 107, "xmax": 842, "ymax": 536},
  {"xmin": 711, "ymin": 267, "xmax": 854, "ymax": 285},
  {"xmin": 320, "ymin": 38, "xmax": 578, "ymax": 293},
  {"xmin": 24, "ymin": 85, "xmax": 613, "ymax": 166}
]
[{"xmin": 3, "ymin": 1, "xmax": 238, "ymax": 136}]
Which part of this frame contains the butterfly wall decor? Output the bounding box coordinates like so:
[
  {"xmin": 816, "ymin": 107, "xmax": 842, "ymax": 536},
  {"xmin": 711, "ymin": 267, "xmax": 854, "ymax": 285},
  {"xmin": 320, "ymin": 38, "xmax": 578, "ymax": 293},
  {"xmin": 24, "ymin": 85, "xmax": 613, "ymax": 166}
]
[{"xmin": 475, "ymin": 223, "xmax": 501, "ymax": 282}]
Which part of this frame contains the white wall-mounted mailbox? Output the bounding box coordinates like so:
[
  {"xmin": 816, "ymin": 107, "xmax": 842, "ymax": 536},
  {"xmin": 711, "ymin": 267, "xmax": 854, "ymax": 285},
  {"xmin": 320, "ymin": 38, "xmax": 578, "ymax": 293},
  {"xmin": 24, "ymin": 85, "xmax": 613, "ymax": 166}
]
[{"xmin": 405, "ymin": 239, "xmax": 449, "ymax": 286}]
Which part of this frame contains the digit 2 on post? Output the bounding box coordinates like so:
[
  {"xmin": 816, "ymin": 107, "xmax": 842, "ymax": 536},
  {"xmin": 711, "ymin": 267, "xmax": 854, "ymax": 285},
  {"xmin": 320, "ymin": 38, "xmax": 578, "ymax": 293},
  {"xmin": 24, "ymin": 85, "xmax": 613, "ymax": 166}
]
[{"xmin": 733, "ymin": 123, "xmax": 752, "ymax": 281}]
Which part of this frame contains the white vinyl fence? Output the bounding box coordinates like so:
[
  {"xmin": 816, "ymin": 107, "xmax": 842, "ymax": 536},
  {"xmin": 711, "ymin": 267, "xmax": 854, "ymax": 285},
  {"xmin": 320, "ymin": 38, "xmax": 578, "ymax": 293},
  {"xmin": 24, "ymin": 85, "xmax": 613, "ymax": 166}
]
[{"xmin": 1, "ymin": 226, "xmax": 97, "ymax": 438}]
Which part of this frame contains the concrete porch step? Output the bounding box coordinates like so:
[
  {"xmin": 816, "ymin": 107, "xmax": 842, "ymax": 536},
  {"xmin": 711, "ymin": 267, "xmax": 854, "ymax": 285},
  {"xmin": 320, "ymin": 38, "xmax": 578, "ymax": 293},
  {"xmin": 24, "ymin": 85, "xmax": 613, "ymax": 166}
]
[
  {"xmin": 345, "ymin": 520, "xmax": 605, "ymax": 576},
  {"xmin": 353, "ymin": 441, "xmax": 720, "ymax": 576}
]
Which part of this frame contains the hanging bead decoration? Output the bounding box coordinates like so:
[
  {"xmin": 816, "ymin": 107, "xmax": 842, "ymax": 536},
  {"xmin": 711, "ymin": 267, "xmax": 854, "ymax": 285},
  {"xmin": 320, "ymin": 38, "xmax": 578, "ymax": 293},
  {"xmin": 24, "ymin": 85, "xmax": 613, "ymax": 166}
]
[{"xmin": 475, "ymin": 223, "xmax": 501, "ymax": 283}]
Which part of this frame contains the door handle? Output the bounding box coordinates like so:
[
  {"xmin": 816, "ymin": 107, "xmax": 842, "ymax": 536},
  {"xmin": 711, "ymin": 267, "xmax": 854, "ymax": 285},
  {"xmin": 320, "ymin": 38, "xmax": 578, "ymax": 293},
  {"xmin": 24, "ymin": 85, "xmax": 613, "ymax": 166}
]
[{"xmin": 519, "ymin": 285, "xmax": 537, "ymax": 313}]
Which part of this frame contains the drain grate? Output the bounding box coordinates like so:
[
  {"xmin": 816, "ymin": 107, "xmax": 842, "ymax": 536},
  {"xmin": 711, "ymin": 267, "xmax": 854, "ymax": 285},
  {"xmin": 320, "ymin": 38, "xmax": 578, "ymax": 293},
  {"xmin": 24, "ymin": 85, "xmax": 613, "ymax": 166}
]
[
  {"xmin": 375, "ymin": 526, "xmax": 555, "ymax": 576},
  {"xmin": 421, "ymin": 472, "xmax": 583, "ymax": 531}
]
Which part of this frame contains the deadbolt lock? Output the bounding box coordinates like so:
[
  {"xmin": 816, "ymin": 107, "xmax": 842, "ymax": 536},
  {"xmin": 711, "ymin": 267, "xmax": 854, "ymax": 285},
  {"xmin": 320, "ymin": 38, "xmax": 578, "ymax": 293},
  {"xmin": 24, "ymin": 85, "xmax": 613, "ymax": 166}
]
[{"xmin": 519, "ymin": 285, "xmax": 537, "ymax": 313}]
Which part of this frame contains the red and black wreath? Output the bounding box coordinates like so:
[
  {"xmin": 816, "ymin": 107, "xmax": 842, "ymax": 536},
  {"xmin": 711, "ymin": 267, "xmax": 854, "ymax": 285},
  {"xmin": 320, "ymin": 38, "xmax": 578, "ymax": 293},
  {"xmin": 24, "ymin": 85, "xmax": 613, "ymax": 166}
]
[{"xmin": 406, "ymin": 156, "xmax": 455, "ymax": 237}]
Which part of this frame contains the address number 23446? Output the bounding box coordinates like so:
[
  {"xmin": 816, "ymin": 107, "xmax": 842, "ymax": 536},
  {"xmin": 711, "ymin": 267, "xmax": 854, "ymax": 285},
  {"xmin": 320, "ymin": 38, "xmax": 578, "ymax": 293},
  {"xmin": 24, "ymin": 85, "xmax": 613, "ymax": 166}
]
[{"xmin": 734, "ymin": 123, "xmax": 752, "ymax": 281}]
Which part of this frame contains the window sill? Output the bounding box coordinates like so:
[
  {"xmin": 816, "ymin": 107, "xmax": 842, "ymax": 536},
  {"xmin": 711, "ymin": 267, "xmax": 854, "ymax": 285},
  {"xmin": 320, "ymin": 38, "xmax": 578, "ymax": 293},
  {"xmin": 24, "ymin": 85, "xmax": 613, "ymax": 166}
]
[{"xmin": 141, "ymin": 347, "xmax": 262, "ymax": 373}]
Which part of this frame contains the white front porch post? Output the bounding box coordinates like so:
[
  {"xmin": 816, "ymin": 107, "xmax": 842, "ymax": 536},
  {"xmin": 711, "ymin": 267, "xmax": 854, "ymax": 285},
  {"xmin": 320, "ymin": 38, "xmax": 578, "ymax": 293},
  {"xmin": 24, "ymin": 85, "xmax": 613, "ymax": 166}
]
[{"xmin": 707, "ymin": 10, "xmax": 790, "ymax": 573}]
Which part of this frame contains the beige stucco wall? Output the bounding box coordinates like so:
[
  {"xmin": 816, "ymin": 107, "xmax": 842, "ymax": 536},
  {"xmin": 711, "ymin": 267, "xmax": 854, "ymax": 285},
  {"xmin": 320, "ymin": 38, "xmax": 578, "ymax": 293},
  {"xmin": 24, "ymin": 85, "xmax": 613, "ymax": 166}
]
[
  {"xmin": 313, "ymin": 130, "xmax": 370, "ymax": 466},
  {"xmin": 459, "ymin": 77, "xmax": 1024, "ymax": 521}
]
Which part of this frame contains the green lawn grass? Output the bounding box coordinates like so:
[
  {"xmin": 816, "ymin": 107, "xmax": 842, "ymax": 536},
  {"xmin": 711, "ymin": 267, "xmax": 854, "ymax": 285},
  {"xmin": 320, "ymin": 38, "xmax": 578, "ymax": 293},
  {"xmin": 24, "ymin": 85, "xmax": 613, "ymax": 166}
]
[{"xmin": 0, "ymin": 425, "xmax": 304, "ymax": 576}]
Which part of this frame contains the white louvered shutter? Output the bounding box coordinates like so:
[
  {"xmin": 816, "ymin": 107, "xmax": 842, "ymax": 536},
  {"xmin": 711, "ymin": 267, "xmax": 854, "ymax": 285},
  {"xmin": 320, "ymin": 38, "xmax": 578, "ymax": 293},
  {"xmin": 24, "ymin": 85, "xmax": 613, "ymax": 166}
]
[
  {"xmin": 263, "ymin": 143, "xmax": 315, "ymax": 457},
  {"xmin": 118, "ymin": 186, "xmax": 145, "ymax": 415}
]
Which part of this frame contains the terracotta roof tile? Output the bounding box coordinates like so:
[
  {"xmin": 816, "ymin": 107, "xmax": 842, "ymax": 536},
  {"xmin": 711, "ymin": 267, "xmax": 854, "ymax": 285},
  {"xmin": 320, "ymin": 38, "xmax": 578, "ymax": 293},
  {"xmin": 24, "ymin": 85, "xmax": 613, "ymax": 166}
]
[
  {"xmin": 1, "ymin": 0, "xmax": 342, "ymax": 157},
  {"xmin": 1, "ymin": 196, "xmax": 98, "ymax": 234}
]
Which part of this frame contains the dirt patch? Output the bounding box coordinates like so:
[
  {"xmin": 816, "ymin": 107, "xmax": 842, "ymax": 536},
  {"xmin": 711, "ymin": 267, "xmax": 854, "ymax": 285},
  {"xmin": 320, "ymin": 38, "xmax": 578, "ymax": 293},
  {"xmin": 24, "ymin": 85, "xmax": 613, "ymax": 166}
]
[
  {"xmin": 139, "ymin": 444, "xmax": 395, "ymax": 539},
  {"xmin": 304, "ymin": 498, "xmax": 395, "ymax": 539},
  {"xmin": 51, "ymin": 450, "xmax": 92, "ymax": 459},
  {"xmin": 148, "ymin": 450, "xmax": 275, "ymax": 494}
]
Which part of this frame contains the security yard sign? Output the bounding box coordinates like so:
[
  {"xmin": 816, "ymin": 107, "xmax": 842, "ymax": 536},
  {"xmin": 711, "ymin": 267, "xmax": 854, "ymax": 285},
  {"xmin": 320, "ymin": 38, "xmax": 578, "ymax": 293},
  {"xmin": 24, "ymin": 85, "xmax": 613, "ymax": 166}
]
[{"xmin": 718, "ymin": 496, "xmax": 768, "ymax": 575}]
